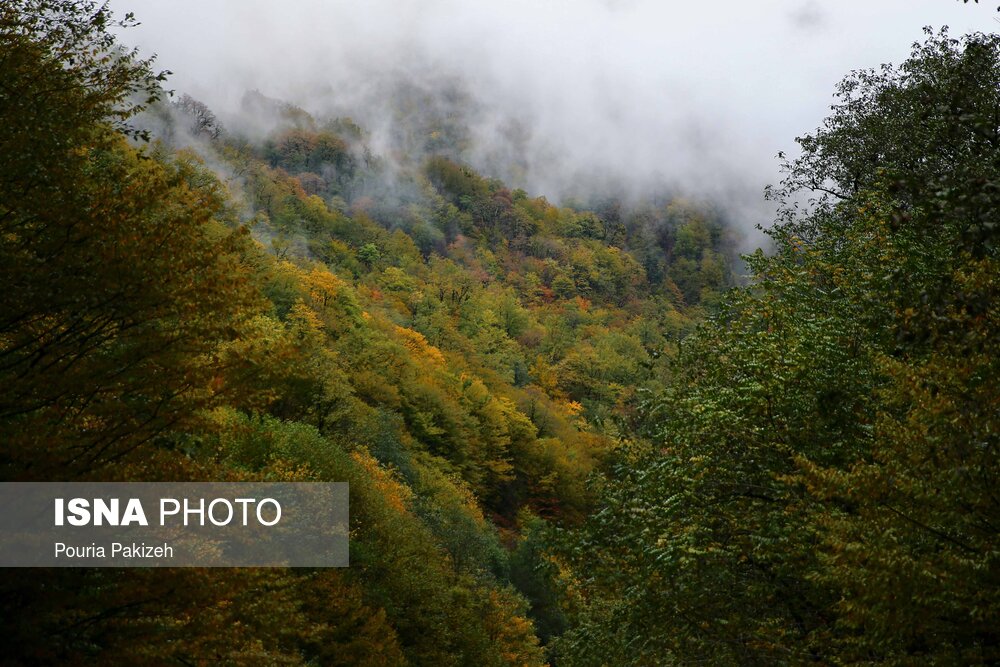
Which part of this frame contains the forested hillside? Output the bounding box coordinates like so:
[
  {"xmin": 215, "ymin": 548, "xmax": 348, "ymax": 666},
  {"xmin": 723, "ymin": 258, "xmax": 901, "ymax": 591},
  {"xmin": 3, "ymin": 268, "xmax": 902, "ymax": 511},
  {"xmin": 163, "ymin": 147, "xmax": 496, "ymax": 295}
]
[
  {"xmin": 1, "ymin": 1, "xmax": 997, "ymax": 665},
  {"xmin": 0, "ymin": 2, "xmax": 728, "ymax": 664}
]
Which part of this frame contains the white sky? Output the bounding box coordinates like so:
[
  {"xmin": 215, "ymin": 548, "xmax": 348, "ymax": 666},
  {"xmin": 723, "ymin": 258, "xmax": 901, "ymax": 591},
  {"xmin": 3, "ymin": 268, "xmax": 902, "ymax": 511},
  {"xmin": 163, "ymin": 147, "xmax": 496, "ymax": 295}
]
[{"xmin": 110, "ymin": 1, "xmax": 998, "ymax": 231}]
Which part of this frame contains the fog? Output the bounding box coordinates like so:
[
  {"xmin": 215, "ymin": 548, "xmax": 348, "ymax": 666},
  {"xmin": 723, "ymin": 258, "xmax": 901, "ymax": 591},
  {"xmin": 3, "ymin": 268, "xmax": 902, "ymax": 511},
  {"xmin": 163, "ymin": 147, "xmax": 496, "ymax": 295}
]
[{"xmin": 110, "ymin": 0, "xmax": 996, "ymax": 238}]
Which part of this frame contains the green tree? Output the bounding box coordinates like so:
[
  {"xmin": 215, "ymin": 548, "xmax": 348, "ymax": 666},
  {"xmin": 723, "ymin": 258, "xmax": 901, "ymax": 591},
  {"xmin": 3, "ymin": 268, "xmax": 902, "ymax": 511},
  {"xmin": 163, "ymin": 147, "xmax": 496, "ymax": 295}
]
[
  {"xmin": 358, "ymin": 242, "xmax": 382, "ymax": 268},
  {"xmin": 553, "ymin": 29, "xmax": 1000, "ymax": 665}
]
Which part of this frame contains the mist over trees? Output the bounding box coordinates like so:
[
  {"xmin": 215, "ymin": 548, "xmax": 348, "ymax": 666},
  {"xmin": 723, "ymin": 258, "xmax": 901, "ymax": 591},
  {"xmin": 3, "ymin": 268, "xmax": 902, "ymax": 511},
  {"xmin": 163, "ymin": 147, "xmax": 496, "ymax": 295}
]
[{"xmin": 1, "ymin": 1, "xmax": 998, "ymax": 665}]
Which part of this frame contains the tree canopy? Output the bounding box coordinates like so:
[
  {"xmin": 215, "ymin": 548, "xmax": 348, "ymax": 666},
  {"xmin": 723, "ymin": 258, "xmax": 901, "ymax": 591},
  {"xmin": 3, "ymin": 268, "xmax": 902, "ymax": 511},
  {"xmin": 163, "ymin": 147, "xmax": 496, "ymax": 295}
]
[{"xmin": 551, "ymin": 29, "xmax": 1000, "ymax": 665}]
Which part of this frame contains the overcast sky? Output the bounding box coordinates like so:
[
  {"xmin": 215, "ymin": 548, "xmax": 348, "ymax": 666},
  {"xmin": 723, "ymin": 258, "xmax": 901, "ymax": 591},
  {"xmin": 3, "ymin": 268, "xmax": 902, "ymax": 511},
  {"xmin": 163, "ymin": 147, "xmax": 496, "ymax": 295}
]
[{"xmin": 110, "ymin": 1, "xmax": 997, "ymax": 234}]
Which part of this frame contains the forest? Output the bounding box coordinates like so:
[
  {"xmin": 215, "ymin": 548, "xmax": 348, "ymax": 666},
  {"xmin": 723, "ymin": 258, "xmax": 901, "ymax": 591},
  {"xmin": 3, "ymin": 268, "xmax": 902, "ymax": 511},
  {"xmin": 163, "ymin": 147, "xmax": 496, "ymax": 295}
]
[{"xmin": 0, "ymin": 1, "xmax": 997, "ymax": 664}]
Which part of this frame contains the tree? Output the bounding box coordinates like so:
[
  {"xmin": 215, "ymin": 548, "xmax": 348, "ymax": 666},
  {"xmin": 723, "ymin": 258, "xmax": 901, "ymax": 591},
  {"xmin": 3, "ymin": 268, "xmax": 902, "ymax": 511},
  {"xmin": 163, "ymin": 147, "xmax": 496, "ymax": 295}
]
[
  {"xmin": 553, "ymin": 29, "xmax": 1000, "ymax": 665},
  {"xmin": 0, "ymin": 1, "xmax": 264, "ymax": 477},
  {"xmin": 358, "ymin": 242, "xmax": 381, "ymax": 268},
  {"xmin": 0, "ymin": 0, "xmax": 166, "ymax": 144},
  {"xmin": 175, "ymin": 93, "xmax": 223, "ymax": 139}
]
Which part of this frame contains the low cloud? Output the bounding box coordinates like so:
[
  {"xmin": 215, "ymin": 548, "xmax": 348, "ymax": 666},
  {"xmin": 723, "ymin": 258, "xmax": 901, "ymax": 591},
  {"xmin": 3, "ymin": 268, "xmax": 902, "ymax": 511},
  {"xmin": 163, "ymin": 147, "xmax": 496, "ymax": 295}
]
[{"xmin": 112, "ymin": 0, "xmax": 994, "ymax": 247}]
